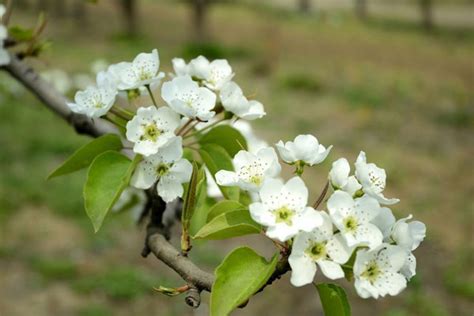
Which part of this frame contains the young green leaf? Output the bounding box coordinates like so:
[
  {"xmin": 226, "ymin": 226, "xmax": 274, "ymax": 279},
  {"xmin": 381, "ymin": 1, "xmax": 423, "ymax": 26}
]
[
  {"xmin": 48, "ymin": 134, "xmax": 122, "ymax": 179},
  {"xmin": 199, "ymin": 144, "xmax": 239, "ymax": 200},
  {"xmin": 189, "ymin": 167, "xmax": 212, "ymax": 235},
  {"xmin": 315, "ymin": 283, "xmax": 351, "ymax": 316},
  {"xmin": 181, "ymin": 161, "xmax": 200, "ymax": 253},
  {"xmin": 83, "ymin": 151, "xmax": 138, "ymax": 232},
  {"xmin": 211, "ymin": 247, "xmax": 278, "ymax": 316},
  {"xmin": 199, "ymin": 125, "xmax": 248, "ymax": 157},
  {"xmin": 207, "ymin": 200, "xmax": 245, "ymax": 222},
  {"xmin": 194, "ymin": 210, "xmax": 260, "ymax": 240}
]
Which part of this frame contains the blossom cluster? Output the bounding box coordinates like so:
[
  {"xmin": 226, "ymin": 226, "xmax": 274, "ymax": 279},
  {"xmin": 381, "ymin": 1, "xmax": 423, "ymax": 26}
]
[
  {"xmin": 65, "ymin": 48, "xmax": 425, "ymax": 300},
  {"xmin": 217, "ymin": 135, "xmax": 426, "ymax": 299},
  {"xmin": 66, "ymin": 50, "xmax": 266, "ymax": 203}
]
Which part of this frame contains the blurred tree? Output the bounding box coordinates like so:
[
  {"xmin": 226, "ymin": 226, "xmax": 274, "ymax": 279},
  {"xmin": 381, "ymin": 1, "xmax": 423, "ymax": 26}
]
[
  {"xmin": 120, "ymin": 0, "xmax": 138, "ymax": 37},
  {"xmin": 190, "ymin": 0, "xmax": 209, "ymax": 42},
  {"xmin": 419, "ymin": 0, "xmax": 434, "ymax": 30},
  {"xmin": 354, "ymin": 0, "xmax": 368, "ymax": 20},
  {"xmin": 298, "ymin": 0, "xmax": 311, "ymax": 13}
]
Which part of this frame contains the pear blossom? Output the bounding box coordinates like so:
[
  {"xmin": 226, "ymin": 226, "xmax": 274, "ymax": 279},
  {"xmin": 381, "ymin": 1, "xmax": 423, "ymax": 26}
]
[
  {"xmin": 67, "ymin": 86, "xmax": 117, "ymax": 118},
  {"xmin": 161, "ymin": 75, "xmax": 216, "ymax": 121},
  {"xmin": 355, "ymin": 151, "xmax": 399, "ymax": 205},
  {"xmin": 130, "ymin": 137, "xmax": 192, "ymax": 202},
  {"xmin": 116, "ymin": 49, "xmax": 165, "ymax": 90},
  {"xmin": 188, "ymin": 56, "xmax": 234, "ymax": 90},
  {"xmin": 371, "ymin": 207, "xmax": 396, "ymax": 239},
  {"xmin": 354, "ymin": 244, "xmax": 408, "ymax": 299},
  {"xmin": 171, "ymin": 58, "xmax": 189, "ymax": 77},
  {"xmin": 41, "ymin": 69, "xmax": 73, "ymax": 94},
  {"xmin": 329, "ymin": 158, "xmax": 362, "ymax": 196},
  {"xmin": 0, "ymin": 5, "xmax": 10, "ymax": 66},
  {"xmin": 276, "ymin": 134, "xmax": 332, "ymax": 166},
  {"xmin": 327, "ymin": 191, "xmax": 383, "ymax": 249},
  {"xmin": 220, "ymin": 81, "xmax": 265, "ymax": 120},
  {"xmin": 126, "ymin": 106, "xmax": 180, "ymax": 156},
  {"xmin": 249, "ymin": 177, "xmax": 323, "ymax": 242},
  {"xmin": 390, "ymin": 215, "xmax": 426, "ymax": 251},
  {"xmin": 96, "ymin": 62, "xmax": 129, "ymax": 90},
  {"xmin": 215, "ymin": 147, "xmax": 281, "ymax": 192},
  {"xmin": 289, "ymin": 212, "xmax": 353, "ymax": 287}
]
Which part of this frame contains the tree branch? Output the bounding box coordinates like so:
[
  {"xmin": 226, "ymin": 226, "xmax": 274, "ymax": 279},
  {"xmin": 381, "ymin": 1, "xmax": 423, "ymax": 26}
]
[{"xmin": 2, "ymin": 55, "xmax": 114, "ymax": 137}]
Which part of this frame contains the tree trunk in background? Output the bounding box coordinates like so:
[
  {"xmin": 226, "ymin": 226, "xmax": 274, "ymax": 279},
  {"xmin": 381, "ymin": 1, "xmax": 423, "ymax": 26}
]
[
  {"xmin": 36, "ymin": 0, "xmax": 49, "ymax": 11},
  {"xmin": 420, "ymin": 0, "xmax": 434, "ymax": 30},
  {"xmin": 53, "ymin": 0, "xmax": 66, "ymax": 17},
  {"xmin": 121, "ymin": 0, "xmax": 138, "ymax": 37},
  {"xmin": 72, "ymin": 0, "xmax": 86, "ymax": 24},
  {"xmin": 298, "ymin": 0, "xmax": 311, "ymax": 14},
  {"xmin": 192, "ymin": 0, "xmax": 208, "ymax": 42},
  {"xmin": 355, "ymin": 0, "xmax": 367, "ymax": 20}
]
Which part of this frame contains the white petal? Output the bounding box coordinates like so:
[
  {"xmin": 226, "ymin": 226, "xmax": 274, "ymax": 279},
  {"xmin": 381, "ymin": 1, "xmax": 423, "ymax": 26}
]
[
  {"xmin": 327, "ymin": 190, "xmax": 354, "ymax": 218},
  {"xmin": 283, "ymin": 176, "xmax": 309, "ymax": 210},
  {"xmin": 289, "ymin": 254, "xmax": 317, "ymax": 287},
  {"xmin": 342, "ymin": 176, "xmax": 362, "ymax": 196},
  {"xmin": 355, "ymin": 279, "xmax": 379, "ymax": 299},
  {"xmin": 157, "ymin": 137, "xmax": 183, "ymax": 163},
  {"xmin": 374, "ymin": 271, "xmax": 407, "ymax": 297},
  {"xmin": 130, "ymin": 160, "xmax": 157, "ymax": 189},
  {"xmin": 307, "ymin": 144, "xmax": 332, "ymax": 165},
  {"xmin": 353, "ymin": 195, "xmax": 380, "ymax": 223},
  {"xmin": 376, "ymin": 245, "xmax": 407, "ymax": 272},
  {"xmin": 352, "ymin": 223, "xmax": 383, "ymax": 249},
  {"xmin": 371, "ymin": 207, "xmax": 396, "ymax": 239},
  {"xmin": 249, "ymin": 202, "xmax": 275, "ymax": 227},
  {"xmin": 0, "ymin": 48, "xmax": 10, "ymax": 66},
  {"xmin": 329, "ymin": 158, "xmax": 350, "ymax": 189},
  {"xmin": 275, "ymin": 140, "xmax": 296, "ymax": 163},
  {"xmin": 317, "ymin": 260, "xmax": 345, "ymax": 280},
  {"xmin": 189, "ymin": 55, "xmax": 210, "ymax": 79},
  {"xmin": 326, "ymin": 233, "xmax": 353, "ymax": 264},
  {"xmin": 239, "ymin": 100, "xmax": 266, "ymax": 120},
  {"xmin": 154, "ymin": 106, "xmax": 181, "ymax": 132},
  {"xmin": 172, "ymin": 58, "xmax": 188, "ymax": 76},
  {"xmin": 294, "ymin": 207, "xmax": 323, "ymax": 233},
  {"xmin": 215, "ymin": 170, "xmax": 239, "ymax": 187},
  {"xmin": 259, "ymin": 178, "xmax": 285, "ymax": 205},
  {"xmin": 257, "ymin": 147, "xmax": 281, "ymax": 178},
  {"xmin": 169, "ymin": 159, "xmax": 193, "ymax": 183},
  {"xmin": 157, "ymin": 178, "xmax": 184, "ymax": 202},
  {"xmin": 400, "ymin": 253, "xmax": 416, "ymax": 280},
  {"xmin": 266, "ymin": 223, "xmax": 299, "ymax": 242}
]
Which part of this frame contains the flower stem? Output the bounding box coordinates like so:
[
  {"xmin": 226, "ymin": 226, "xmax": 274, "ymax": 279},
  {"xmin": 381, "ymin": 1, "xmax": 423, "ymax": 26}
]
[
  {"xmin": 313, "ymin": 181, "xmax": 329, "ymax": 209},
  {"xmin": 177, "ymin": 118, "xmax": 194, "ymax": 136},
  {"xmin": 184, "ymin": 117, "xmax": 227, "ymax": 139},
  {"xmin": 146, "ymin": 85, "xmax": 158, "ymax": 107},
  {"xmin": 110, "ymin": 108, "xmax": 132, "ymax": 121}
]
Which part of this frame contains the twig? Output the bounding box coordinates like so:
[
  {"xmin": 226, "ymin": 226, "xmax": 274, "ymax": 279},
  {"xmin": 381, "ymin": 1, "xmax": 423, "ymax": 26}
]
[{"xmin": 313, "ymin": 180, "xmax": 329, "ymax": 209}]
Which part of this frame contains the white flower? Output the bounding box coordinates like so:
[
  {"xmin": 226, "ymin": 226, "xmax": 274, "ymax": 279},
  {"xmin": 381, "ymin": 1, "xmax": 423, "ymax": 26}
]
[
  {"xmin": 171, "ymin": 58, "xmax": 189, "ymax": 77},
  {"xmin": 327, "ymin": 191, "xmax": 383, "ymax": 249},
  {"xmin": 220, "ymin": 81, "xmax": 265, "ymax": 120},
  {"xmin": 116, "ymin": 49, "xmax": 165, "ymax": 90},
  {"xmin": 42, "ymin": 69, "xmax": 73, "ymax": 94},
  {"xmin": 67, "ymin": 86, "xmax": 117, "ymax": 118},
  {"xmin": 371, "ymin": 207, "xmax": 396, "ymax": 239},
  {"xmin": 130, "ymin": 137, "xmax": 192, "ymax": 202},
  {"xmin": 232, "ymin": 121, "xmax": 269, "ymax": 153},
  {"xmin": 400, "ymin": 253, "xmax": 417, "ymax": 280},
  {"xmin": 187, "ymin": 56, "xmax": 234, "ymax": 90},
  {"xmin": 111, "ymin": 187, "xmax": 147, "ymax": 221},
  {"xmin": 355, "ymin": 151, "xmax": 399, "ymax": 205},
  {"xmin": 289, "ymin": 212, "xmax": 353, "ymax": 287},
  {"xmin": 96, "ymin": 62, "xmax": 129, "ymax": 90},
  {"xmin": 276, "ymin": 134, "xmax": 332, "ymax": 166},
  {"xmin": 216, "ymin": 147, "xmax": 281, "ymax": 192},
  {"xmin": 354, "ymin": 244, "xmax": 408, "ymax": 299},
  {"xmin": 329, "ymin": 158, "xmax": 362, "ymax": 196},
  {"xmin": 390, "ymin": 215, "xmax": 426, "ymax": 251},
  {"xmin": 126, "ymin": 106, "xmax": 180, "ymax": 156},
  {"xmin": 249, "ymin": 177, "xmax": 323, "ymax": 242},
  {"xmin": 161, "ymin": 75, "xmax": 216, "ymax": 121}
]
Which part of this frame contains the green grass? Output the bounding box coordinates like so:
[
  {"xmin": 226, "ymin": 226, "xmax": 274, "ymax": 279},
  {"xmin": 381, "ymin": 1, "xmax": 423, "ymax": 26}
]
[
  {"xmin": 72, "ymin": 267, "xmax": 159, "ymax": 300},
  {"xmin": 29, "ymin": 257, "xmax": 79, "ymax": 280}
]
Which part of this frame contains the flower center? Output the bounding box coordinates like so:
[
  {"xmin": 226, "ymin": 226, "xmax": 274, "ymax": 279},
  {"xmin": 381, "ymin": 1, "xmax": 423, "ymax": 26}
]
[
  {"xmin": 273, "ymin": 206, "xmax": 295, "ymax": 225},
  {"xmin": 368, "ymin": 170, "xmax": 385, "ymax": 192},
  {"xmin": 138, "ymin": 67, "xmax": 152, "ymax": 81},
  {"xmin": 343, "ymin": 216, "xmax": 358, "ymax": 232},
  {"xmin": 141, "ymin": 123, "xmax": 161, "ymax": 142},
  {"xmin": 249, "ymin": 175, "xmax": 262, "ymax": 186},
  {"xmin": 305, "ymin": 242, "xmax": 327, "ymax": 261},
  {"xmin": 361, "ymin": 261, "xmax": 381, "ymax": 282},
  {"xmin": 156, "ymin": 163, "xmax": 170, "ymax": 176}
]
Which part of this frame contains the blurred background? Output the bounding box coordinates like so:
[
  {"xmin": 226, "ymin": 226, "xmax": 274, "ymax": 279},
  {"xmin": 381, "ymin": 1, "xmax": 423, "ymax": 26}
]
[{"xmin": 0, "ymin": 0, "xmax": 473, "ymax": 315}]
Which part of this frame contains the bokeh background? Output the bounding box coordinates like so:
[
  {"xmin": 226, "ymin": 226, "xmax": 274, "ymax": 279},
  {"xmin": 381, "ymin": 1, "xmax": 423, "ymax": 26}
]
[{"xmin": 0, "ymin": 0, "xmax": 473, "ymax": 315}]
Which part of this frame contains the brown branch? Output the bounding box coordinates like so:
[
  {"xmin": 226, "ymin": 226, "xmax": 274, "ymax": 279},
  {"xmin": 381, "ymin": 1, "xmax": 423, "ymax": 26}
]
[{"xmin": 2, "ymin": 54, "xmax": 115, "ymax": 137}]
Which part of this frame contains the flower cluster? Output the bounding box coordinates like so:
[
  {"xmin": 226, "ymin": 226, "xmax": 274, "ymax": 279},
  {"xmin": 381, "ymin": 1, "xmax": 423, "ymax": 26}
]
[
  {"xmin": 0, "ymin": 5, "xmax": 10, "ymax": 66},
  {"xmin": 218, "ymin": 134, "xmax": 426, "ymax": 299},
  {"xmin": 65, "ymin": 48, "xmax": 426, "ymax": 301},
  {"xmin": 66, "ymin": 50, "xmax": 266, "ymax": 203}
]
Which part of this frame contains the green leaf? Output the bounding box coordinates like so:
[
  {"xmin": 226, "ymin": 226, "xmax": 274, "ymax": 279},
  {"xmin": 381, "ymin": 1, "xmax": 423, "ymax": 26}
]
[
  {"xmin": 199, "ymin": 144, "xmax": 239, "ymax": 200},
  {"xmin": 189, "ymin": 167, "xmax": 212, "ymax": 235},
  {"xmin": 182, "ymin": 161, "xmax": 200, "ymax": 224},
  {"xmin": 207, "ymin": 200, "xmax": 245, "ymax": 222},
  {"xmin": 194, "ymin": 210, "xmax": 260, "ymax": 240},
  {"xmin": 316, "ymin": 283, "xmax": 351, "ymax": 316},
  {"xmin": 211, "ymin": 247, "xmax": 278, "ymax": 316},
  {"xmin": 83, "ymin": 151, "xmax": 138, "ymax": 232},
  {"xmin": 199, "ymin": 125, "xmax": 248, "ymax": 157},
  {"xmin": 48, "ymin": 134, "xmax": 122, "ymax": 179}
]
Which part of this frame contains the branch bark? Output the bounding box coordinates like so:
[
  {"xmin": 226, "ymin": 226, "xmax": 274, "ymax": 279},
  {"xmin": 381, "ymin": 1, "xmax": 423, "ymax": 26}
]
[{"xmin": 3, "ymin": 55, "xmax": 114, "ymax": 137}]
